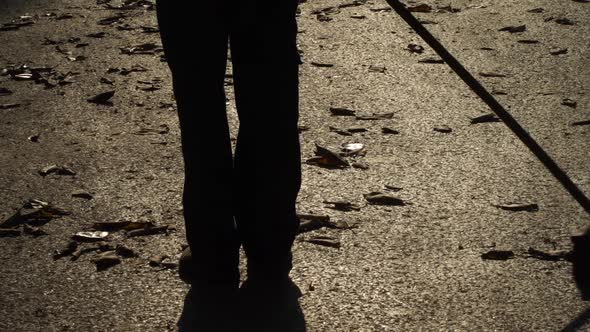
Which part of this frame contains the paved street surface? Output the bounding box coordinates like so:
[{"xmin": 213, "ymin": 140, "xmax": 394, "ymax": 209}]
[{"xmin": 1, "ymin": 0, "xmax": 589, "ymax": 331}]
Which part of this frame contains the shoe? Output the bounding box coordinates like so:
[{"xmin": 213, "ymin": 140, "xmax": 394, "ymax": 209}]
[{"xmin": 238, "ymin": 277, "xmax": 306, "ymax": 332}]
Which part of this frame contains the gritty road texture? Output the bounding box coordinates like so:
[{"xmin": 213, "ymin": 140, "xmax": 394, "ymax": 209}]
[{"xmin": 1, "ymin": 0, "xmax": 589, "ymax": 331}]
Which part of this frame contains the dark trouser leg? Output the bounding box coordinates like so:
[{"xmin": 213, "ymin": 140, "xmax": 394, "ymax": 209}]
[
  {"xmin": 230, "ymin": 1, "xmax": 302, "ymax": 280},
  {"xmin": 156, "ymin": 0, "xmax": 239, "ymax": 283}
]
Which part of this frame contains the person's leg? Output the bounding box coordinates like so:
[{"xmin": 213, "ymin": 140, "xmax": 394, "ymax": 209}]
[
  {"xmin": 229, "ymin": 0, "xmax": 302, "ymax": 281},
  {"xmin": 156, "ymin": 0, "xmax": 239, "ymax": 284}
]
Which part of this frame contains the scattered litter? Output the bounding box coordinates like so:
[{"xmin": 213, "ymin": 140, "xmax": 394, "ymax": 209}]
[
  {"xmin": 39, "ymin": 165, "xmax": 76, "ymax": 176},
  {"xmin": 0, "ymin": 103, "xmax": 20, "ymax": 110},
  {"xmin": 356, "ymin": 112, "xmax": 395, "ymax": 120},
  {"xmin": 571, "ymin": 120, "xmax": 590, "ymax": 126},
  {"xmin": 93, "ymin": 251, "xmax": 121, "ymax": 271},
  {"xmin": 0, "ymin": 87, "xmax": 12, "ymax": 96},
  {"xmin": 306, "ymin": 143, "xmax": 350, "ymax": 168},
  {"xmin": 127, "ymin": 225, "xmax": 169, "ymax": 238},
  {"xmin": 364, "ymin": 192, "xmax": 406, "ymax": 206},
  {"xmin": 555, "ymin": 18, "xmax": 575, "ymax": 25},
  {"xmin": 23, "ymin": 224, "xmax": 47, "ymax": 237},
  {"xmin": 329, "ymin": 107, "xmax": 356, "ymax": 116},
  {"xmin": 562, "ymin": 98, "xmax": 577, "ymax": 108},
  {"xmin": 470, "ymin": 114, "xmax": 501, "ymax": 124},
  {"xmin": 382, "ymin": 127, "xmax": 400, "ymax": 135},
  {"xmin": 368, "ymin": 65, "xmax": 386, "ymax": 73},
  {"xmin": 550, "ymin": 48, "xmax": 568, "ymax": 55},
  {"xmin": 498, "ymin": 25, "xmax": 526, "ymax": 33},
  {"xmin": 53, "ymin": 241, "xmax": 78, "ymax": 260},
  {"xmin": 481, "ymin": 250, "xmax": 514, "ymax": 260},
  {"xmin": 418, "ymin": 57, "xmax": 444, "ymax": 64},
  {"xmin": 87, "ymin": 90, "xmax": 115, "ymax": 105},
  {"xmin": 73, "ymin": 231, "xmax": 109, "ymax": 242},
  {"xmin": 434, "ymin": 126, "xmax": 453, "ymax": 133},
  {"xmin": 0, "ymin": 228, "xmax": 21, "ymax": 237},
  {"xmin": 323, "ymin": 200, "xmax": 362, "ymax": 211},
  {"xmin": 305, "ymin": 236, "xmax": 341, "ymax": 249},
  {"xmin": 1, "ymin": 199, "xmax": 69, "ymax": 228},
  {"xmin": 493, "ymin": 203, "xmax": 539, "ymax": 212},
  {"xmin": 527, "ymin": 247, "xmax": 571, "ymax": 261},
  {"xmin": 341, "ymin": 143, "xmax": 365, "ymax": 156},
  {"xmin": 297, "ymin": 214, "xmax": 331, "ymax": 233},
  {"xmin": 120, "ymin": 43, "xmax": 162, "ymax": 55},
  {"xmin": 310, "ymin": 62, "xmax": 334, "ymax": 68},
  {"xmin": 406, "ymin": 43, "xmax": 424, "ymax": 54}
]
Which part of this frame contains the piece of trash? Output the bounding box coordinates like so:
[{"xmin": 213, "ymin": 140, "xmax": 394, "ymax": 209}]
[
  {"xmin": 562, "ymin": 98, "xmax": 577, "ymax": 108},
  {"xmin": 356, "ymin": 112, "xmax": 395, "ymax": 120},
  {"xmin": 0, "ymin": 103, "xmax": 20, "ymax": 110},
  {"xmin": 555, "ymin": 18, "xmax": 575, "ymax": 25},
  {"xmin": 323, "ymin": 200, "xmax": 362, "ymax": 211},
  {"xmin": 306, "ymin": 143, "xmax": 350, "ymax": 168},
  {"xmin": 341, "ymin": 143, "xmax": 365, "ymax": 156},
  {"xmin": 116, "ymin": 244, "xmax": 138, "ymax": 258},
  {"xmin": 297, "ymin": 214, "xmax": 331, "ymax": 233},
  {"xmin": 39, "ymin": 165, "xmax": 76, "ymax": 176},
  {"xmin": 28, "ymin": 134, "xmax": 40, "ymax": 142},
  {"xmin": 120, "ymin": 43, "xmax": 162, "ymax": 55},
  {"xmin": 87, "ymin": 90, "xmax": 115, "ymax": 105},
  {"xmin": 571, "ymin": 120, "xmax": 590, "ymax": 126},
  {"xmin": 479, "ymin": 72, "xmax": 507, "ymax": 78},
  {"xmin": 406, "ymin": 43, "xmax": 424, "ymax": 54},
  {"xmin": 73, "ymin": 231, "xmax": 109, "ymax": 242},
  {"xmin": 329, "ymin": 107, "xmax": 356, "ymax": 116},
  {"xmin": 350, "ymin": 14, "xmax": 366, "ymax": 19},
  {"xmin": 1, "ymin": 199, "xmax": 69, "ymax": 228},
  {"xmin": 527, "ymin": 247, "xmax": 571, "ymax": 261},
  {"xmin": 384, "ymin": 185, "xmax": 403, "ymax": 192},
  {"xmin": 71, "ymin": 189, "xmax": 93, "ymax": 200},
  {"xmin": 329, "ymin": 126, "xmax": 353, "ymax": 136},
  {"xmin": 470, "ymin": 114, "xmax": 501, "ymax": 124},
  {"xmin": 418, "ymin": 57, "xmax": 444, "ymax": 64},
  {"xmin": 149, "ymin": 254, "xmax": 169, "ymax": 266},
  {"xmin": 498, "ymin": 25, "xmax": 526, "ymax": 33},
  {"xmin": 53, "ymin": 241, "xmax": 78, "ymax": 260},
  {"xmin": 493, "ymin": 203, "xmax": 539, "ymax": 212},
  {"xmin": 481, "ymin": 250, "xmax": 514, "ymax": 260},
  {"xmin": 407, "ymin": 4, "xmax": 433, "ymax": 12},
  {"xmin": 305, "ymin": 236, "xmax": 341, "ymax": 249},
  {"xmin": 23, "ymin": 224, "xmax": 47, "ymax": 237},
  {"xmin": 364, "ymin": 192, "xmax": 406, "ymax": 206},
  {"xmin": 310, "ymin": 62, "xmax": 334, "ymax": 68},
  {"xmin": 0, "ymin": 228, "xmax": 21, "ymax": 237},
  {"xmin": 93, "ymin": 251, "xmax": 121, "ymax": 271},
  {"xmin": 368, "ymin": 65, "xmax": 386, "ymax": 73},
  {"xmin": 127, "ymin": 225, "xmax": 169, "ymax": 238},
  {"xmin": 550, "ymin": 48, "xmax": 568, "ymax": 55},
  {"xmin": 0, "ymin": 87, "xmax": 12, "ymax": 96},
  {"xmin": 382, "ymin": 127, "xmax": 400, "ymax": 135},
  {"xmin": 434, "ymin": 126, "xmax": 453, "ymax": 133}
]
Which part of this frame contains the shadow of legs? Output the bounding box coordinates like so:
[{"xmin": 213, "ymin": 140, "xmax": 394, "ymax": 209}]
[
  {"xmin": 178, "ymin": 285, "xmax": 239, "ymax": 332},
  {"xmin": 238, "ymin": 278, "xmax": 307, "ymax": 332}
]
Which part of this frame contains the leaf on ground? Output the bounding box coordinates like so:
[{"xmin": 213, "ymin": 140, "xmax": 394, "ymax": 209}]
[
  {"xmin": 305, "ymin": 236, "xmax": 341, "ymax": 249},
  {"xmin": 87, "ymin": 90, "xmax": 115, "ymax": 105},
  {"xmin": 498, "ymin": 25, "xmax": 527, "ymax": 33},
  {"xmin": 470, "ymin": 114, "xmax": 501, "ymax": 124},
  {"xmin": 329, "ymin": 107, "xmax": 356, "ymax": 116},
  {"xmin": 364, "ymin": 192, "xmax": 406, "ymax": 206},
  {"xmin": 306, "ymin": 143, "xmax": 350, "ymax": 168}
]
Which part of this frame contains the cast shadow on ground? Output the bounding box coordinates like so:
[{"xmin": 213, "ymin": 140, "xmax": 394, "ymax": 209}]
[
  {"xmin": 177, "ymin": 286, "xmax": 307, "ymax": 332},
  {"xmin": 561, "ymin": 307, "xmax": 590, "ymax": 332}
]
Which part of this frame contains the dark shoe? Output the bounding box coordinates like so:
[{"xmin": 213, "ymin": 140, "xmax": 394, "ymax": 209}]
[
  {"xmin": 178, "ymin": 284, "xmax": 239, "ymax": 332},
  {"xmin": 238, "ymin": 277, "xmax": 306, "ymax": 332}
]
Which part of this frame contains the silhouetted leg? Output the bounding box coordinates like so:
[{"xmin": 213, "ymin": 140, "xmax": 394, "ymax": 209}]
[
  {"xmin": 156, "ymin": 0, "xmax": 239, "ymax": 284},
  {"xmin": 230, "ymin": 0, "xmax": 301, "ymax": 281}
]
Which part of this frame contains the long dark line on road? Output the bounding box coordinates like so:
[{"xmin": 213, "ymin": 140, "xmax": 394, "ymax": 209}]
[{"xmin": 385, "ymin": 0, "xmax": 590, "ymax": 216}]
